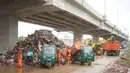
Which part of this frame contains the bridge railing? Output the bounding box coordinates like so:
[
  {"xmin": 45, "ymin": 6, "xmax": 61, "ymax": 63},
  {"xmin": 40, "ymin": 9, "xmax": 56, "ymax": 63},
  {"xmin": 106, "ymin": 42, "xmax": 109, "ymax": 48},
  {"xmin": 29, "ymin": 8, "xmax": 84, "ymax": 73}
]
[
  {"xmin": 74, "ymin": 0, "xmax": 103, "ymax": 20},
  {"xmin": 73, "ymin": 0, "xmax": 128, "ymax": 39}
]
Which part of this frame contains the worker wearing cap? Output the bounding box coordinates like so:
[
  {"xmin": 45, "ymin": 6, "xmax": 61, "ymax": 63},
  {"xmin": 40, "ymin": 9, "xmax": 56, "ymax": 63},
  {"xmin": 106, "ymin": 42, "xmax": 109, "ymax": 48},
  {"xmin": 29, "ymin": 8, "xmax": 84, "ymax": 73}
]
[
  {"xmin": 67, "ymin": 46, "xmax": 71, "ymax": 65},
  {"xmin": 18, "ymin": 48, "xmax": 22, "ymax": 68},
  {"xmin": 57, "ymin": 48, "xmax": 61, "ymax": 66}
]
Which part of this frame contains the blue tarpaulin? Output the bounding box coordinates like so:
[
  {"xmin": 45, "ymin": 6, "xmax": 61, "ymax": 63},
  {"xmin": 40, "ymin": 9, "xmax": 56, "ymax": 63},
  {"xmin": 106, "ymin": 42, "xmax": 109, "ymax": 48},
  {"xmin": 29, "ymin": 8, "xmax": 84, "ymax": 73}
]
[{"xmin": 27, "ymin": 52, "xmax": 33, "ymax": 56}]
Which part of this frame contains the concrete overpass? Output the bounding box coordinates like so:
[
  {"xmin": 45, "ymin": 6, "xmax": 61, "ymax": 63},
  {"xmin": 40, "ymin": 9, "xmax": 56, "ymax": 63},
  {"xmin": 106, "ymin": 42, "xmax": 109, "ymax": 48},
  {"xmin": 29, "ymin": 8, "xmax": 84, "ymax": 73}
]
[{"xmin": 0, "ymin": 0, "xmax": 129, "ymax": 52}]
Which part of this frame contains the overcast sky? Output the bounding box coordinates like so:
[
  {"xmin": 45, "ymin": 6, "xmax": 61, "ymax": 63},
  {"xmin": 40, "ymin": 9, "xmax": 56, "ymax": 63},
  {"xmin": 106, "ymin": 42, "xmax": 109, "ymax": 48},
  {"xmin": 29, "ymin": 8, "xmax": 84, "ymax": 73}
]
[
  {"xmin": 19, "ymin": 0, "xmax": 130, "ymax": 37},
  {"xmin": 87, "ymin": 0, "xmax": 130, "ymax": 35}
]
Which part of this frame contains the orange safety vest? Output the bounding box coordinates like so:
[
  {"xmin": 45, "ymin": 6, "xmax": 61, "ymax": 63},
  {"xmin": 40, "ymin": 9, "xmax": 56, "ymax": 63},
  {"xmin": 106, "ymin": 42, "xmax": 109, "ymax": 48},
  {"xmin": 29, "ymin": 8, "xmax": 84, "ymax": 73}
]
[
  {"xmin": 57, "ymin": 51, "xmax": 61, "ymax": 61},
  {"xmin": 62, "ymin": 48, "xmax": 67, "ymax": 57},
  {"xmin": 67, "ymin": 49, "xmax": 71, "ymax": 61},
  {"xmin": 18, "ymin": 49, "xmax": 22, "ymax": 68},
  {"xmin": 67, "ymin": 49, "xmax": 71, "ymax": 57},
  {"xmin": 75, "ymin": 41, "xmax": 83, "ymax": 50}
]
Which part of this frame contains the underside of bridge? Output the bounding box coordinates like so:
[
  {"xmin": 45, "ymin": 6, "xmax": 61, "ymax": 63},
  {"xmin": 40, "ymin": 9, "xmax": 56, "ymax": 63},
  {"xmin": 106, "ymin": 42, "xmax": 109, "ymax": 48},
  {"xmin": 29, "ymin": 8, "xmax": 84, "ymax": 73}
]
[
  {"xmin": 0, "ymin": 0, "xmax": 128, "ymax": 53},
  {"xmin": 20, "ymin": 11, "xmax": 98, "ymax": 31}
]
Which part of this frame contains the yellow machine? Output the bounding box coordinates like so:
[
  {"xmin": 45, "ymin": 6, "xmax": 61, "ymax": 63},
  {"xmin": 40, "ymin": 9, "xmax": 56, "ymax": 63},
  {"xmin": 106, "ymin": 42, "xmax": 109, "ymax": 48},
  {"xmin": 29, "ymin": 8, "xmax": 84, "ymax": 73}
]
[
  {"xmin": 98, "ymin": 40, "xmax": 107, "ymax": 45},
  {"xmin": 95, "ymin": 39, "xmax": 106, "ymax": 55}
]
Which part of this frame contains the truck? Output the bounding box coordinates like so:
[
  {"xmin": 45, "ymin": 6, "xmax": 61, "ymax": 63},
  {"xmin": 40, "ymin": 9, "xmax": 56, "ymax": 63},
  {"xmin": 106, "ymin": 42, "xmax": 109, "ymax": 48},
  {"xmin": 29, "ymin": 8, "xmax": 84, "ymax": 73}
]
[{"xmin": 105, "ymin": 41, "xmax": 120, "ymax": 56}]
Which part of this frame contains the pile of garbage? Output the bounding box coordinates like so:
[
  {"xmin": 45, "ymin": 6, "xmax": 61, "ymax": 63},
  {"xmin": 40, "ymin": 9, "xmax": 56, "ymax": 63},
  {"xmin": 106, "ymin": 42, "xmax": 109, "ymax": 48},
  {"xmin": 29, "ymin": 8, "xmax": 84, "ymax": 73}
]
[
  {"xmin": 0, "ymin": 29, "xmax": 65, "ymax": 67},
  {"xmin": 103, "ymin": 59, "xmax": 128, "ymax": 73},
  {"xmin": 103, "ymin": 50, "xmax": 130, "ymax": 73}
]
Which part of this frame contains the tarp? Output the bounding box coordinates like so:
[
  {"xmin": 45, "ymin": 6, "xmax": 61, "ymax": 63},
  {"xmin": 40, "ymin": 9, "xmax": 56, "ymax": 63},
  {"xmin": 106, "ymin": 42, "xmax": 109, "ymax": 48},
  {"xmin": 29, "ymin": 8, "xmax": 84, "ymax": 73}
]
[{"xmin": 27, "ymin": 52, "xmax": 33, "ymax": 57}]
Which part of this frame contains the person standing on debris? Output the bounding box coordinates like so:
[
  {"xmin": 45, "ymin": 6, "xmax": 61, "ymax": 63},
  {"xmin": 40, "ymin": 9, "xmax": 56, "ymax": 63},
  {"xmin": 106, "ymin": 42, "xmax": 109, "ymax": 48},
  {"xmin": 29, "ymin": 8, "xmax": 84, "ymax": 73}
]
[
  {"xmin": 67, "ymin": 46, "xmax": 71, "ymax": 65},
  {"xmin": 56, "ymin": 48, "xmax": 61, "ymax": 66},
  {"xmin": 18, "ymin": 48, "xmax": 23, "ymax": 68}
]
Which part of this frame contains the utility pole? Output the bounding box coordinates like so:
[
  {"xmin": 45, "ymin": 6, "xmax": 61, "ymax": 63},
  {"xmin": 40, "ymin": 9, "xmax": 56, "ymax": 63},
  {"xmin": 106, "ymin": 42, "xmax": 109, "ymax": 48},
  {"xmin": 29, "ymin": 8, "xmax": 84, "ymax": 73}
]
[
  {"xmin": 117, "ymin": 8, "xmax": 119, "ymax": 26},
  {"xmin": 104, "ymin": 0, "xmax": 106, "ymax": 16},
  {"xmin": 103, "ymin": 0, "xmax": 107, "ymax": 22}
]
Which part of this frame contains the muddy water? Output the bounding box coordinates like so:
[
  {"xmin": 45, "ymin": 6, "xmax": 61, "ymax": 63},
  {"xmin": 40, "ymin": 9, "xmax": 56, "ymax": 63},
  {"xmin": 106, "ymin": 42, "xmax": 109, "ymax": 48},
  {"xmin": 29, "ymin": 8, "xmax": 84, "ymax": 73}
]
[
  {"xmin": 0, "ymin": 65, "xmax": 86, "ymax": 73},
  {"xmin": 0, "ymin": 56, "xmax": 111, "ymax": 73},
  {"xmin": 0, "ymin": 66, "xmax": 36, "ymax": 73},
  {"xmin": 0, "ymin": 56, "xmax": 101, "ymax": 73}
]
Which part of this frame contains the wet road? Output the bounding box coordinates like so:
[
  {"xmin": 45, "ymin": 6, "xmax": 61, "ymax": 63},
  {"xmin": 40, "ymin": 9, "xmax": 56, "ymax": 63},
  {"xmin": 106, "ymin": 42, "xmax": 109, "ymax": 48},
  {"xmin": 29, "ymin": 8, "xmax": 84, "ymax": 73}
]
[
  {"xmin": 72, "ymin": 56, "xmax": 119, "ymax": 73},
  {"xmin": 0, "ymin": 56, "xmax": 119, "ymax": 73},
  {"xmin": 0, "ymin": 49, "xmax": 126, "ymax": 73}
]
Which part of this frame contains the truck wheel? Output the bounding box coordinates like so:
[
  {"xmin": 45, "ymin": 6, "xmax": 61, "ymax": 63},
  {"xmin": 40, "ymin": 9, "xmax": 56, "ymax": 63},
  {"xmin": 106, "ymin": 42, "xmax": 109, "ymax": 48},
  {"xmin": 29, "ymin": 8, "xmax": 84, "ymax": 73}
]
[
  {"xmin": 116, "ymin": 51, "xmax": 120, "ymax": 56},
  {"xmin": 103, "ymin": 49, "xmax": 105, "ymax": 55},
  {"xmin": 106, "ymin": 51, "xmax": 109, "ymax": 56},
  {"xmin": 87, "ymin": 59, "xmax": 91, "ymax": 66}
]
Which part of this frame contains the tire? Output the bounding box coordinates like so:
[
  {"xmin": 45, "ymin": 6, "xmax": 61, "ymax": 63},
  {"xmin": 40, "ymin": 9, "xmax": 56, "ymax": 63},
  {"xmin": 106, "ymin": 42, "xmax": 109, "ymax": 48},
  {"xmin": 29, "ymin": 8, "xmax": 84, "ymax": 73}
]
[
  {"xmin": 47, "ymin": 66, "xmax": 51, "ymax": 69},
  {"xmin": 46, "ymin": 62, "xmax": 51, "ymax": 69},
  {"xmin": 106, "ymin": 51, "xmax": 109, "ymax": 56},
  {"xmin": 87, "ymin": 59, "xmax": 91, "ymax": 66},
  {"xmin": 81, "ymin": 62, "xmax": 84, "ymax": 65},
  {"xmin": 52, "ymin": 64, "xmax": 55, "ymax": 66},
  {"xmin": 103, "ymin": 49, "xmax": 105, "ymax": 55},
  {"xmin": 116, "ymin": 51, "xmax": 120, "ymax": 56}
]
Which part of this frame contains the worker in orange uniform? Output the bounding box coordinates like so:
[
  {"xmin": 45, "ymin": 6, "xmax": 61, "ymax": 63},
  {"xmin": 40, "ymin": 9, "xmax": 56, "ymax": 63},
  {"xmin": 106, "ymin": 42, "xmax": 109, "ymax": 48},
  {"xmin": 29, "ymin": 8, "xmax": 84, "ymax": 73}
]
[
  {"xmin": 18, "ymin": 48, "xmax": 23, "ymax": 68},
  {"xmin": 17, "ymin": 68, "xmax": 23, "ymax": 73},
  {"xmin": 67, "ymin": 46, "xmax": 71, "ymax": 65},
  {"xmin": 57, "ymin": 48, "xmax": 61, "ymax": 66},
  {"xmin": 62, "ymin": 46, "xmax": 67, "ymax": 57}
]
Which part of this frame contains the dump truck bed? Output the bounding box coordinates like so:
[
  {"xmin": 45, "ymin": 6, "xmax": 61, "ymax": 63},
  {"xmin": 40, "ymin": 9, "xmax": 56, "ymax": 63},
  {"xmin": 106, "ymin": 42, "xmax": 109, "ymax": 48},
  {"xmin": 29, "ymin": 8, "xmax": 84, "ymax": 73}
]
[{"xmin": 105, "ymin": 41, "xmax": 120, "ymax": 51}]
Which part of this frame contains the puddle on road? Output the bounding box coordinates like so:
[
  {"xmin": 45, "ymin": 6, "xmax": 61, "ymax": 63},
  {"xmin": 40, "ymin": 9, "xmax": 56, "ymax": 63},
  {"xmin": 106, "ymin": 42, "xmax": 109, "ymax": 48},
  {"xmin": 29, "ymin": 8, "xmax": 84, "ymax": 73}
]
[
  {"xmin": 0, "ymin": 65, "xmax": 86, "ymax": 73},
  {"xmin": 0, "ymin": 56, "xmax": 118, "ymax": 73},
  {"xmin": 0, "ymin": 66, "xmax": 36, "ymax": 73}
]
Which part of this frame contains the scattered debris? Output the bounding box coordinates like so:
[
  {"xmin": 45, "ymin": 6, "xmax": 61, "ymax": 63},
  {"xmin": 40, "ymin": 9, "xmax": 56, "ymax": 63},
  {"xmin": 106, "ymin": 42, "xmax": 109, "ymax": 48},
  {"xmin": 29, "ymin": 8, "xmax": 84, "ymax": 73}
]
[
  {"xmin": 103, "ymin": 50, "xmax": 130, "ymax": 73},
  {"xmin": 0, "ymin": 29, "xmax": 65, "ymax": 67}
]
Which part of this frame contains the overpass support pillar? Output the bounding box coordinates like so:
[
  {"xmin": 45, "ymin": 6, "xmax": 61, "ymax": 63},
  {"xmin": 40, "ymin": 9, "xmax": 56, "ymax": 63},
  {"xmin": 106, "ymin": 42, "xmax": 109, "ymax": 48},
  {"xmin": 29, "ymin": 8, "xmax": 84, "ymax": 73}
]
[
  {"xmin": 73, "ymin": 30, "xmax": 83, "ymax": 42},
  {"xmin": 92, "ymin": 35, "xmax": 99, "ymax": 43},
  {"xmin": 0, "ymin": 16, "xmax": 18, "ymax": 53}
]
